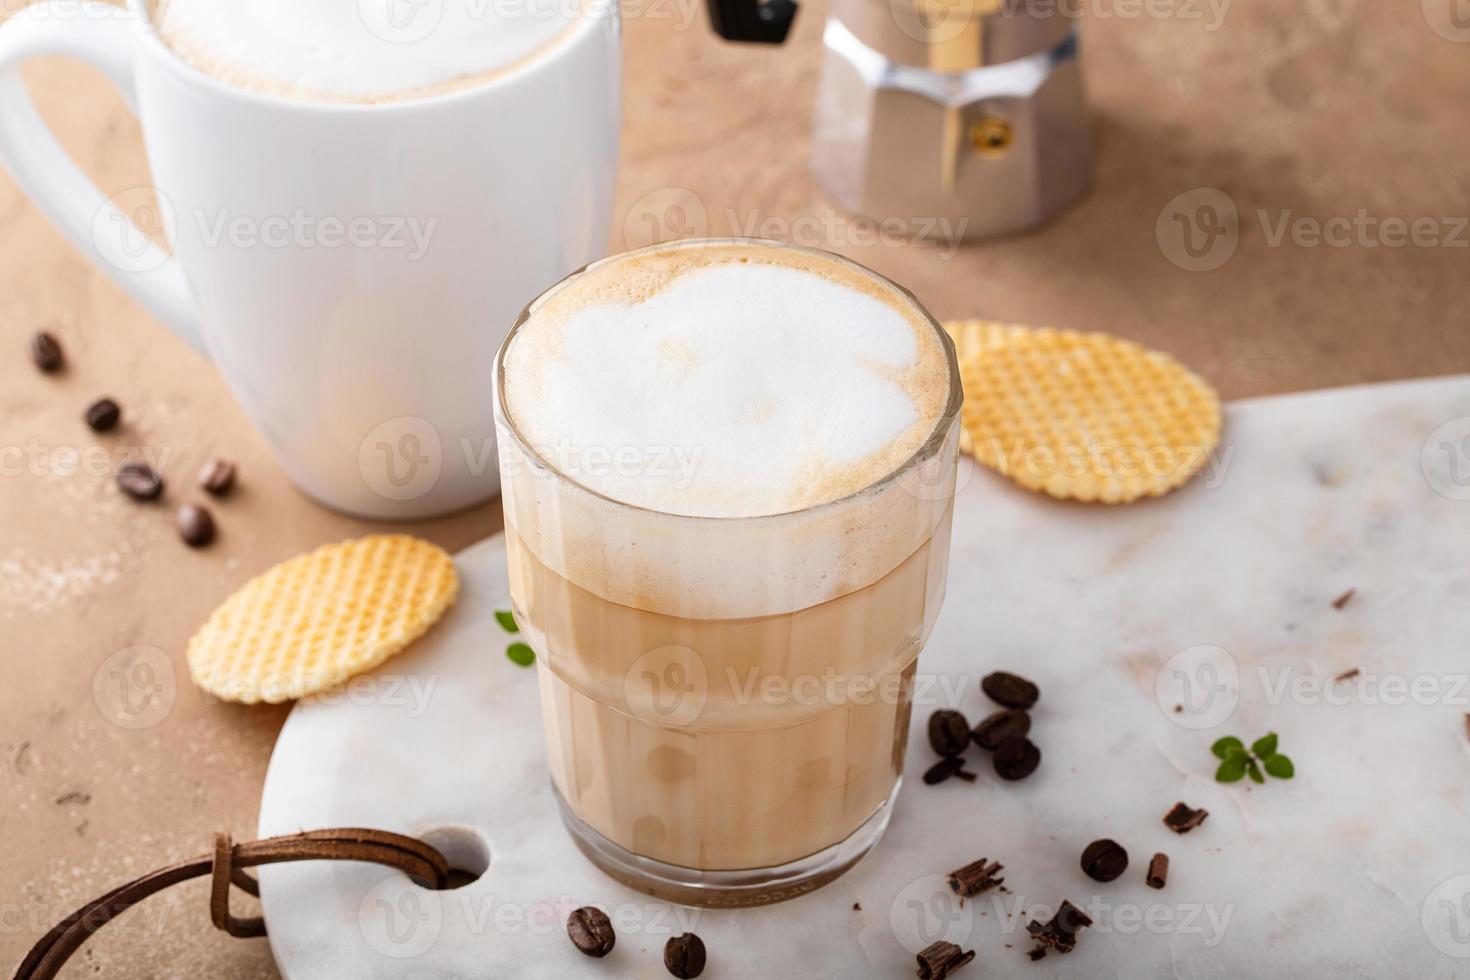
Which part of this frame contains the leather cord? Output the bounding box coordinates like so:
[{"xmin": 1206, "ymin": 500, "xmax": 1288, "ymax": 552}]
[{"xmin": 14, "ymin": 828, "xmax": 451, "ymax": 980}]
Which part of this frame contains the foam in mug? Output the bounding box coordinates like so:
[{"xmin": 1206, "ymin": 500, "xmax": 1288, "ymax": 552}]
[
  {"xmin": 496, "ymin": 240, "xmax": 961, "ymax": 622},
  {"xmin": 150, "ymin": 0, "xmax": 582, "ymax": 103},
  {"xmin": 501, "ymin": 241, "xmax": 953, "ymax": 519}
]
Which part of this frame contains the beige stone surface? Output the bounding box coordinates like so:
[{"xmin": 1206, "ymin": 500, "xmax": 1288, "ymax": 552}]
[{"xmin": 1, "ymin": 0, "xmax": 1466, "ymax": 975}]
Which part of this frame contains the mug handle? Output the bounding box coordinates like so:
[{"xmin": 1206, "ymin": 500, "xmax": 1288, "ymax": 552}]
[{"xmin": 0, "ymin": 1, "xmax": 202, "ymax": 353}]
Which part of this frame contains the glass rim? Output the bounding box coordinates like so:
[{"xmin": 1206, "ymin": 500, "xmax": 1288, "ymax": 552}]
[{"xmin": 492, "ymin": 236, "xmax": 964, "ymax": 524}]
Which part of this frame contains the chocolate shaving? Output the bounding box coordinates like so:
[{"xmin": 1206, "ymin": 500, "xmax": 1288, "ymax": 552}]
[
  {"xmin": 1333, "ymin": 667, "xmax": 1360, "ymax": 683},
  {"xmin": 916, "ymin": 940, "xmax": 975, "ymax": 979},
  {"xmin": 1146, "ymin": 852, "xmax": 1169, "ymax": 889},
  {"xmin": 852, "ymin": 902, "xmax": 862, "ymax": 911},
  {"xmin": 955, "ymin": 769, "xmax": 979, "ymax": 783},
  {"xmin": 1027, "ymin": 948, "xmax": 1047, "ymax": 961},
  {"xmin": 1464, "ymin": 714, "xmax": 1470, "ymax": 743},
  {"xmin": 1163, "ymin": 802, "xmax": 1208, "ymax": 834},
  {"xmin": 1331, "ymin": 588, "xmax": 1356, "ymax": 610},
  {"xmin": 1026, "ymin": 900, "xmax": 1092, "ymax": 954},
  {"xmin": 947, "ymin": 857, "xmax": 1005, "ymax": 897}
]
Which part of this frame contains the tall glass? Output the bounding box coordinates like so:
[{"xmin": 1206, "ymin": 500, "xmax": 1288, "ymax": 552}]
[{"xmin": 493, "ymin": 239, "xmax": 962, "ymax": 906}]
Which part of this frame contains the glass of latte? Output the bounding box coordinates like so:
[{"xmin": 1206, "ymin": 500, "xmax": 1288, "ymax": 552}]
[{"xmin": 493, "ymin": 239, "xmax": 962, "ymax": 906}]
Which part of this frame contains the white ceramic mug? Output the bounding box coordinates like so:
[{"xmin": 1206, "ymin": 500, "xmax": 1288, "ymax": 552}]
[{"xmin": 0, "ymin": 0, "xmax": 621, "ymax": 519}]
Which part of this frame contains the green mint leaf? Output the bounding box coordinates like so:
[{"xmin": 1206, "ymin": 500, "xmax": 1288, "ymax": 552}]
[
  {"xmin": 1263, "ymin": 754, "xmax": 1295, "ymax": 779},
  {"xmin": 495, "ymin": 610, "xmax": 520, "ymax": 634},
  {"xmin": 1224, "ymin": 746, "xmax": 1251, "ymax": 763},
  {"xmin": 1251, "ymin": 733, "xmax": 1279, "ymax": 759},
  {"xmin": 1215, "ymin": 758, "xmax": 1247, "ymax": 782},
  {"xmin": 1212, "ymin": 736, "xmax": 1244, "ymax": 760},
  {"xmin": 1247, "ymin": 759, "xmax": 1265, "ymax": 784},
  {"xmin": 506, "ymin": 642, "xmax": 535, "ymax": 667}
]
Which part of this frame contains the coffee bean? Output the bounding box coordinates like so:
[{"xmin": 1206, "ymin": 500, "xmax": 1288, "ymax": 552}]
[
  {"xmin": 993, "ymin": 736, "xmax": 1041, "ymax": 780},
  {"xmin": 971, "ymin": 709, "xmax": 1030, "ymax": 750},
  {"xmin": 177, "ymin": 504, "xmax": 216, "ymax": 547},
  {"xmin": 664, "ymin": 933, "xmax": 706, "ymax": 978},
  {"xmin": 30, "ymin": 331, "xmax": 63, "ymax": 372},
  {"xmin": 927, "ymin": 709, "xmax": 971, "ymax": 758},
  {"xmin": 922, "ymin": 757, "xmax": 965, "ymax": 785},
  {"xmin": 85, "ymin": 397, "xmax": 121, "ymax": 432},
  {"xmin": 198, "ymin": 458, "xmax": 237, "ymax": 495},
  {"xmin": 565, "ymin": 906, "xmax": 615, "ymax": 958},
  {"xmin": 1080, "ymin": 839, "xmax": 1128, "ymax": 882},
  {"xmin": 981, "ymin": 671, "xmax": 1039, "ymax": 709},
  {"xmin": 116, "ymin": 461, "xmax": 163, "ymax": 500}
]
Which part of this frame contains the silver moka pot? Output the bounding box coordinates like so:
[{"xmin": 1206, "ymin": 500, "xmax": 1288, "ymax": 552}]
[{"xmin": 709, "ymin": 0, "xmax": 1091, "ymax": 240}]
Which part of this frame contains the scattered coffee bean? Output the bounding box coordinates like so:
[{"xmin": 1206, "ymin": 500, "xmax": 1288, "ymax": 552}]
[
  {"xmin": 1332, "ymin": 588, "xmax": 1356, "ymax": 610},
  {"xmin": 664, "ymin": 933, "xmax": 706, "ymax": 978},
  {"xmin": 1163, "ymin": 802, "xmax": 1208, "ymax": 834},
  {"xmin": 981, "ymin": 671, "xmax": 1039, "ymax": 710},
  {"xmin": 971, "ymin": 709, "xmax": 1030, "ymax": 750},
  {"xmin": 85, "ymin": 397, "xmax": 121, "ymax": 432},
  {"xmin": 1027, "ymin": 900, "xmax": 1092, "ymax": 955},
  {"xmin": 947, "ymin": 857, "xmax": 1004, "ymax": 897},
  {"xmin": 115, "ymin": 461, "xmax": 163, "ymax": 500},
  {"xmin": 923, "ymin": 757, "xmax": 966, "ymax": 785},
  {"xmin": 198, "ymin": 458, "xmax": 237, "ymax": 495},
  {"xmin": 566, "ymin": 906, "xmax": 615, "ymax": 958},
  {"xmin": 29, "ymin": 331, "xmax": 63, "ymax": 373},
  {"xmin": 993, "ymin": 736, "xmax": 1041, "ymax": 780},
  {"xmin": 1080, "ymin": 839, "xmax": 1128, "ymax": 883},
  {"xmin": 928, "ymin": 709, "xmax": 971, "ymax": 758},
  {"xmin": 916, "ymin": 939, "xmax": 975, "ymax": 979},
  {"xmin": 1146, "ymin": 852, "xmax": 1169, "ymax": 889},
  {"xmin": 177, "ymin": 504, "xmax": 216, "ymax": 547}
]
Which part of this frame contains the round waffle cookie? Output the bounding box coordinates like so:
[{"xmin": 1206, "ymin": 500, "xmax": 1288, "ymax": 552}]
[
  {"xmin": 950, "ymin": 321, "xmax": 1221, "ymax": 503},
  {"xmin": 187, "ymin": 535, "xmax": 459, "ymax": 704},
  {"xmin": 943, "ymin": 320, "xmax": 1031, "ymax": 456}
]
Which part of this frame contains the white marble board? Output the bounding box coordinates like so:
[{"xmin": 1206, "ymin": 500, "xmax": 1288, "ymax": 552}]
[{"xmin": 259, "ymin": 375, "xmax": 1470, "ymax": 979}]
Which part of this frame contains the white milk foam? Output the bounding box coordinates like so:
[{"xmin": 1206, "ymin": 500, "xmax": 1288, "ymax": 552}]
[
  {"xmin": 502, "ymin": 242, "xmax": 951, "ymax": 519},
  {"xmin": 151, "ymin": 0, "xmax": 580, "ymax": 103}
]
